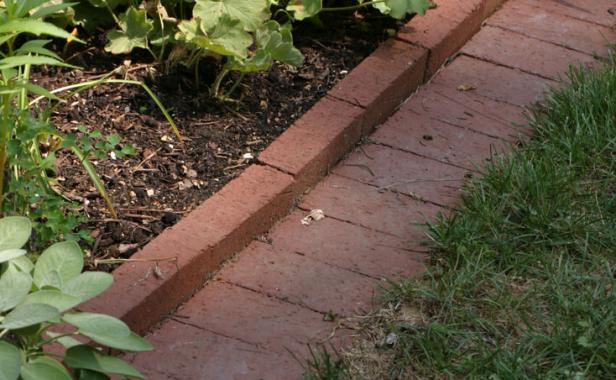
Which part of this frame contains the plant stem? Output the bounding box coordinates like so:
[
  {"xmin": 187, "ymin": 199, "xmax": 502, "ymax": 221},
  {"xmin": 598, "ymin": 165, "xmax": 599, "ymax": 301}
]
[
  {"xmin": 0, "ymin": 95, "xmax": 11, "ymax": 214},
  {"xmin": 211, "ymin": 69, "xmax": 230, "ymax": 99},
  {"xmin": 103, "ymin": 0, "xmax": 121, "ymax": 25},
  {"xmin": 321, "ymin": 0, "xmax": 386, "ymax": 12},
  {"xmin": 225, "ymin": 73, "xmax": 246, "ymax": 98}
]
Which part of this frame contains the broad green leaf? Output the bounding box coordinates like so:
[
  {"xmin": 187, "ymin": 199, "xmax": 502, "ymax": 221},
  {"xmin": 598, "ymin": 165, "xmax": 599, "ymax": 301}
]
[
  {"xmin": 177, "ymin": 17, "xmax": 252, "ymax": 58},
  {"xmin": 0, "ymin": 341, "xmax": 21, "ymax": 380},
  {"xmin": 257, "ymin": 21, "xmax": 303, "ymax": 66},
  {"xmin": 0, "ymin": 303, "xmax": 59, "ymax": 329},
  {"xmin": 0, "ymin": 19, "xmax": 81, "ymax": 41},
  {"xmin": 226, "ymin": 50, "xmax": 272, "ymax": 73},
  {"xmin": 193, "ymin": 0, "xmax": 269, "ymax": 31},
  {"xmin": 0, "ymin": 249, "xmax": 26, "ymax": 264},
  {"xmin": 385, "ymin": 0, "xmax": 429, "ymax": 18},
  {"xmin": 9, "ymin": 256, "xmax": 34, "ymax": 274},
  {"xmin": 0, "ymin": 265, "xmax": 32, "ymax": 312},
  {"xmin": 65, "ymin": 345, "xmax": 145, "ymax": 379},
  {"xmin": 63, "ymin": 313, "xmax": 152, "ymax": 352},
  {"xmin": 61, "ymin": 272, "xmax": 113, "ymax": 302},
  {"xmin": 33, "ymin": 241, "xmax": 84, "ymax": 289},
  {"xmin": 0, "ymin": 216, "xmax": 31, "ymax": 250},
  {"xmin": 20, "ymin": 357, "xmax": 72, "ymax": 380},
  {"xmin": 21, "ymin": 290, "xmax": 81, "ymax": 312},
  {"xmin": 104, "ymin": 7, "xmax": 153, "ymax": 55},
  {"xmin": 0, "ymin": 55, "xmax": 78, "ymax": 70}
]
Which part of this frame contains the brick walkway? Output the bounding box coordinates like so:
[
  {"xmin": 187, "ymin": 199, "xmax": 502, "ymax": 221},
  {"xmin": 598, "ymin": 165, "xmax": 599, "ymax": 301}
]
[{"xmin": 128, "ymin": 1, "xmax": 614, "ymax": 378}]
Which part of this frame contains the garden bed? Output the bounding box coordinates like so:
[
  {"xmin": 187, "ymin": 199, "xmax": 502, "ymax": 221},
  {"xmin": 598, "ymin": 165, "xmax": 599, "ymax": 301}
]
[{"xmin": 34, "ymin": 11, "xmax": 399, "ymax": 265}]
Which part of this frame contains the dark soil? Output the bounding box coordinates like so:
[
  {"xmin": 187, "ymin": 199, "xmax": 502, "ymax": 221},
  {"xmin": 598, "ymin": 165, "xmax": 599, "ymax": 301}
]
[{"xmin": 33, "ymin": 11, "xmax": 400, "ymax": 265}]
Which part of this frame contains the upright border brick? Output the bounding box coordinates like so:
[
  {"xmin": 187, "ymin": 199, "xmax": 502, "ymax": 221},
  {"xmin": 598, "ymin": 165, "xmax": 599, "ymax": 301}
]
[
  {"xmin": 82, "ymin": 165, "xmax": 295, "ymax": 333},
  {"xmin": 328, "ymin": 39, "xmax": 428, "ymax": 134},
  {"xmin": 85, "ymin": 1, "xmax": 507, "ymax": 334},
  {"xmin": 397, "ymin": 0, "xmax": 486, "ymax": 77}
]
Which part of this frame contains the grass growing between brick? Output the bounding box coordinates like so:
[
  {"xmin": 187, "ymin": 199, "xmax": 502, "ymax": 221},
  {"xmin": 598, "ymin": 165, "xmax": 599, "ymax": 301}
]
[{"xmin": 305, "ymin": 53, "xmax": 616, "ymax": 379}]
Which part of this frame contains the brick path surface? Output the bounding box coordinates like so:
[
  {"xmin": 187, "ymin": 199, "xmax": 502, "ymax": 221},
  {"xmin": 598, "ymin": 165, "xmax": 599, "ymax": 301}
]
[{"xmin": 129, "ymin": 1, "xmax": 614, "ymax": 378}]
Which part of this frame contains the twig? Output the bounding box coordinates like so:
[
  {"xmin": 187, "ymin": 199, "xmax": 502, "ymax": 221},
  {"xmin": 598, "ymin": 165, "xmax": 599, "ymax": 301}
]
[{"xmin": 132, "ymin": 147, "xmax": 162, "ymax": 171}]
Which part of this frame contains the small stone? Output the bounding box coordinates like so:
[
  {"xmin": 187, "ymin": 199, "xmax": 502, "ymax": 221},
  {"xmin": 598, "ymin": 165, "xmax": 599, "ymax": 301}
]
[
  {"xmin": 187, "ymin": 169, "xmax": 198, "ymax": 178},
  {"xmin": 146, "ymin": 189, "xmax": 155, "ymax": 197}
]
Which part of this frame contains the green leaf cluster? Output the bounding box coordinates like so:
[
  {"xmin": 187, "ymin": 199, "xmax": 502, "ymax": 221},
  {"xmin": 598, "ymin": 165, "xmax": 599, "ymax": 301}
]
[{"xmin": 0, "ymin": 216, "xmax": 151, "ymax": 380}]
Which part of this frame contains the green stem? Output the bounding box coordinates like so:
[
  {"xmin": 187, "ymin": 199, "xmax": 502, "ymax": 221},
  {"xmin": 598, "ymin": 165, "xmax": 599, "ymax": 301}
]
[
  {"xmin": 103, "ymin": 0, "xmax": 121, "ymax": 25},
  {"xmin": 321, "ymin": 0, "xmax": 386, "ymax": 12},
  {"xmin": 211, "ymin": 69, "xmax": 230, "ymax": 99},
  {"xmin": 71, "ymin": 145, "xmax": 118, "ymax": 219},
  {"xmin": 0, "ymin": 95, "xmax": 11, "ymax": 213},
  {"xmin": 225, "ymin": 73, "xmax": 246, "ymax": 98}
]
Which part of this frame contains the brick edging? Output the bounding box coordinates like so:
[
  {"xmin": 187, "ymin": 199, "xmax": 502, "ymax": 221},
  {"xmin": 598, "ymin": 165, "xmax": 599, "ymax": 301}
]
[{"xmin": 82, "ymin": 0, "xmax": 508, "ymax": 334}]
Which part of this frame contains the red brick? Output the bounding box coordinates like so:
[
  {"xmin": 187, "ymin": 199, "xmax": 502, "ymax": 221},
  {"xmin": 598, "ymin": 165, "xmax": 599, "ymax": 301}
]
[
  {"xmin": 257, "ymin": 96, "xmax": 364, "ymax": 193},
  {"xmin": 270, "ymin": 210, "xmax": 428, "ymax": 278},
  {"xmin": 463, "ymin": 26, "xmax": 599, "ymax": 80},
  {"xmin": 520, "ymin": 0, "xmax": 616, "ymax": 28},
  {"xmin": 487, "ymin": 1, "xmax": 616, "ymax": 56},
  {"xmin": 329, "ymin": 39, "xmax": 427, "ymax": 134},
  {"xmin": 170, "ymin": 282, "xmax": 347, "ymax": 353},
  {"xmin": 397, "ymin": 0, "xmax": 486, "ymax": 76},
  {"xmin": 431, "ymin": 55, "xmax": 554, "ymax": 107},
  {"xmin": 301, "ymin": 174, "xmax": 441, "ymax": 238},
  {"xmin": 403, "ymin": 82, "xmax": 529, "ymax": 141},
  {"xmin": 333, "ymin": 144, "xmax": 468, "ymax": 206},
  {"xmin": 221, "ymin": 241, "xmax": 379, "ymax": 316},
  {"xmin": 372, "ymin": 111, "xmax": 509, "ymax": 170},
  {"xmin": 129, "ymin": 319, "xmax": 306, "ymax": 379},
  {"xmin": 81, "ymin": 165, "xmax": 295, "ymax": 334}
]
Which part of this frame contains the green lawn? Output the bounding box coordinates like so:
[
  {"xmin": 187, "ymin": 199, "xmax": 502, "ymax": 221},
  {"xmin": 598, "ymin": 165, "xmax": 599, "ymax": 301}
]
[{"xmin": 306, "ymin": 52, "xmax": 616, "ymax": 379}]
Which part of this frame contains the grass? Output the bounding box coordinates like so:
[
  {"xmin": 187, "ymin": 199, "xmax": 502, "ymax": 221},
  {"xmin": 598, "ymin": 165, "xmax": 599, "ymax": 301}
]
[{"xmin": 305, "ymin": 53, "xmax": 616, "ymax": 379}]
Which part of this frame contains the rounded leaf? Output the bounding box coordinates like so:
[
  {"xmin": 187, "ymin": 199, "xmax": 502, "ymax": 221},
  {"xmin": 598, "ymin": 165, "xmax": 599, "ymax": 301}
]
[
  {"xmin": 0, "ymin": 303, "xmax": 59, "ymax": 329},
  {"xmin": 63, "ymin": 312, "xmax": 152, "ymax": 352},
  {"xmin": 0, "ymin": 249, "xmax": 27, "ymax": 264},
  {"xmin": 65, "ymin": 345, "xmax": 144, "ymax": 379},
  {"xmin": 34, "ymin": 241, "xmax": 84, "ymax": 289},
  {"xmin": 21, "ymin": 290, "xmax": 81, "ymax": 313},
  {"xmin": 0, "ymin": 265, "xmax": 33, "ymax": 312},
  {"xmin": 0, "ymin": 216, "xmax": 31, "ymax": 250},
  {"xmin": 61, "ymin": 272, "xmax": 113, "ymax": 302},
  {"xmin": 20, "ymin": 357, "xmax": 72, "ymax": 380},
  {"xmin": 0, "ymin": 341, "xmax": 21, "ymax": 380}
]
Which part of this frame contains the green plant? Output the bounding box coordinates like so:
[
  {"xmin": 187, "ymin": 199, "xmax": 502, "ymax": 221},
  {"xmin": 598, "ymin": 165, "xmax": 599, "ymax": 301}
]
[
  {"xmin": 58, "ymin": 0, "xmax": 428, "ymax": 99},
  {"xmin": 0, "ymin": 216, "xmax": 152, "ymax": 379},
  {"xmin": 0, "ymin": 1, "xmax": 180, "ymax": 245},
  {"xmin": 284, "ymin": 0, "xmax": 429, "ymax": 20}
]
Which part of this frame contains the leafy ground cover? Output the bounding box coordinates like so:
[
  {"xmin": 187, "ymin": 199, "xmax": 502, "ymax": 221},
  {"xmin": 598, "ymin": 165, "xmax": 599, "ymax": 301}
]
[{"xmin": 306, "ymin": 52, "xmax": 616, "ymax": 379}]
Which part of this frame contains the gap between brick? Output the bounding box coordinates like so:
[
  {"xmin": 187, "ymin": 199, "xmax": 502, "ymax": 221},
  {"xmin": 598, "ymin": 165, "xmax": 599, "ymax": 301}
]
[
  {"xmin": 221, "ymin": 280, "xmax": 329, "ymax": 316},
  {"xmin": 460, "ymin": 52, "xmax": 559, "ymax": 82},
  {"xmin": 170, "ymin": 316, "xmax": 264, "ymax": 349},
  {"xmin": 486, "ymin": 23, "xmax": 599, "ymax": 57},
  {"xmin": 313, "ymin": 172, "xmax": 452, "ymax": 209}
]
